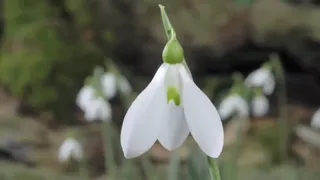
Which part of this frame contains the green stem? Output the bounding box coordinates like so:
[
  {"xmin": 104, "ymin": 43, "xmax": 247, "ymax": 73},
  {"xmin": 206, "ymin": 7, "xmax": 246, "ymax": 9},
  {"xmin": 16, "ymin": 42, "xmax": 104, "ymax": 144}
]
[
  {"xmin": 227, "ymin": 117, "xmax": 247, "ymax": 180},
  {"xmin": 278, "ymin": 75, "xmax": 288, "ymax": 161},
  {"xmin": 79, "ymin": 157, "xmax": 90, "ymax": 180},
  {"xmin": 207, "ymin": 157, "xmax": 222, "ymax": 180},
  {"xmin": 141, "ymin": 156, "xmax": 157, "ymax": 180},
  {"xmin": 271, "ymin": 54, "xmax": 288, "ymax": 162},
  {"xmin": 101, "ymin": 122, "xmax": 117, "ymax": 178},
  {"xmin": 168, "ymin": 151, "xmax": 180, "ymax": 180},
  {"xmin": 159, "ymin": 4, "xmax": 193, "ymax": 78},
  {"xmin": 301, "ymin": 144, "xmax": 313, "ymax": 180}
]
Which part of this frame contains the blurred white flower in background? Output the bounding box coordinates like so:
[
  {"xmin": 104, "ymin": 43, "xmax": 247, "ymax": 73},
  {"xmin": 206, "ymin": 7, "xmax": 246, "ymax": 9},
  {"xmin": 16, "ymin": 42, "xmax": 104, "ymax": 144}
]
[
  {"xmin": 76, "ymin": 86, "xmax": 96, "ymax": 111},
  {"xmin": 121, "ymin": 63, "xmax": 224, "ymax": 159},
  {"xmin": 76, "ymin": 69, "xmax": 132, "ymax": 122},
  {"xmin": 251, "ymin": 95, "xmax": 269, "ymax": 117},
  {"xmin": 101, "ymin": 72, "xmax": 132, "ymax": 99},
  {"xmin": 245, "ymin": 66, "xmax": 275, "ymax": 95},
  {"xmin": 76, "ymin": 86, "xmax": 113, "ymax": 121},
  {"xmin": 58, "ymin": 138, "xmax": 83, "ymax": 162},
  {"xmin": 311, "ymin": 108, "xmax": 320, "ymax": 128},
  {"xmin": 84, "ymin": 97, "xmax": 112, "ymax": 122},
  {"xmin": 218, "ymin": 94, "xmax": 249, "ymax": 120}
]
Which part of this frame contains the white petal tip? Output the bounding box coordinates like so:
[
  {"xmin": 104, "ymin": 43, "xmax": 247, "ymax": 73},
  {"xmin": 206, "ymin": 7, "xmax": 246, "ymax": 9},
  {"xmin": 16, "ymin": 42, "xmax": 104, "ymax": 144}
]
[
  {"xmin": 122, "ymin": 148, "xmax": 141, "ymax": 159},
  {"xmin": 207, "ymin": 147, "xmax": 223, "ymax": 158}
]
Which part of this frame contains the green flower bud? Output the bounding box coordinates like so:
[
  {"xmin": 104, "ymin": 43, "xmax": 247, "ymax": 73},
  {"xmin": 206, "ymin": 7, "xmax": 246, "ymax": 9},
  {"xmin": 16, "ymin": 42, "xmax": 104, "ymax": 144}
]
[
  {"xmin": 167, "ymin": 87, "xmax": 181, "ymax": 106},
  {"xmin": 162, "ymin": 36, "xmax": 184, "ymax": 64}
]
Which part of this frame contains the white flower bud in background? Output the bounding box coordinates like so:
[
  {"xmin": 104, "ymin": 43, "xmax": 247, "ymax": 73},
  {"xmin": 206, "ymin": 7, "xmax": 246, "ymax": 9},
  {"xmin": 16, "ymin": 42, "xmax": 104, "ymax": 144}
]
[
  {"xmin": 311, "ymin": 108, "xmax": 320, "ymax": 129},
  {"xmin": 58, "ymin": 138, "xmax": 83, "ymax": 162},
  {"xmin": 76, "ymin": 86, "xmax": 95, "ymax": 111},
  {"xmin": 101, "ymin": 72, "xmax": 132, "ymax": 99},
  {"xmin": 218, "ymin": 95, "xmax": 249, "ymax": 120},
  {"xmin": 251, "ymin": 95, "xmax": 269, "ymax": 117},
  {"xmin": 84, "ymin": 97, "xmax": 112, "ymax": 122},
  {"xmin": 245, "ymin": 66, "xmax": 275, "ymax": 95}
]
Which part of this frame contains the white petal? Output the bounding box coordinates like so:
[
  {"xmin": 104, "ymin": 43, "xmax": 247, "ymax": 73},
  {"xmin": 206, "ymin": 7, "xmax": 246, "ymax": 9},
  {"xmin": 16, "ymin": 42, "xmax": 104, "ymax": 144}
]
[
  {"xmin": 245, "ymin": 68, "xmax": 270, "ymax": 87},
  {"xmin": 180, "ymin": 67, "xmax": 224, "ymax": 158},
  {"xmin": 71, "ymin": 141, "xmax": 83, "ymax": 161},
  {"xmin": 120, "ymin": 64, "xmax": 169, "ymax": 158},
  {"xmin": 263, "ymin": 74, "xmax": 275, "ymax": 95},
  {"xmin": 311, "ymin": 108, "xmax": 320, "ymax": 128},
  {"xmin": 158, "ymin": 102, "xmax": 189, "ymax": 150},
  {"xmin": 98, "ymin": 100, "xmax": 112, "ymax": 121},
  {"xmin": 58, "ymin": 139, "xmax": 82, "ymax": 162},
  {"xmin": 218, "ymin": 96, "xmax": 238, "ymax": 120},
  {"xmin": 101, "ymin": 73, "xmax": 117, "ymax": 99},
  {"xmin": 251, "ymin": 96, "xmax": 269, "ymax": 117},
  {"xmin": 218, "ymin": 95, "xmax": 249, "ymax": 120},
  {"xmin": 245, "ymin": 68, "xmax": 275, "ymax": 95},
  {"xmin": 76, "ymin": 86, "xmax": 95, "ymax": 111},
  {"xmin": 83, "ymin": 98, "xmax": 112, "ymax": 122},
  {"xmin": 83, "ymin": 100, "xmax": 100, "ymax": 121},
  {"xmin": 58, "ymin": 142, "xmax": 71, "ymax": 162},
  {"xmin": 118, "ymin": 75, "xmax": 132, "ymax": 96}
]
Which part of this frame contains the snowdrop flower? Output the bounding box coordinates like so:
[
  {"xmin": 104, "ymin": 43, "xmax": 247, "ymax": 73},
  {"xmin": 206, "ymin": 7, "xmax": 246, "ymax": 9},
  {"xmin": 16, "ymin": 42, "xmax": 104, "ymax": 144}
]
[
  {"xmin": 76, "ymin": 85, "xmax": 96, "ymax": 111},
  {"xmin": 251, "ymin": 95, "xmax": 269, "ymax": 117},
  {"xmin": 101, "ymin": 72, "xmax": 132, "ymax": 99},
  {"xmin": 58, "ymin": 138, "xmax": 83, "ymax": 162},
  {"xmin": 311, "ymin": 108, "xmax": 320, "ymax": 129},
  {"xmin": 84, "ymin": 97, "xmax": 112, "ymax": 122},
  {"xmin": 121, "ymin": 36, "xmax": 224, "ymax": 159},
  {"xmin": 218, "ymin": 94, "xmax": 249, "ymax": 120},
  {"xmin": 245, "ymin": 64, "xmax": 275, "ymax": 95}
]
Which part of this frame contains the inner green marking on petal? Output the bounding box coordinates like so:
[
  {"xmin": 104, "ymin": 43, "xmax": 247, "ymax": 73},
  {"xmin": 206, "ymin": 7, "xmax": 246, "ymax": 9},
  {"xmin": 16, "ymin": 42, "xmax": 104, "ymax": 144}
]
[{"xmin": 167, "ymin": 87, "xmax": 181, "ymax": 106}]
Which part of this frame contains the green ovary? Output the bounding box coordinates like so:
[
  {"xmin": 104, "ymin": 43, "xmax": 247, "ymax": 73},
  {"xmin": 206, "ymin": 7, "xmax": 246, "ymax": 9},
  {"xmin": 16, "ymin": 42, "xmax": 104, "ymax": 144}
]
[{"xmin": 167, "ymin": 87, "xmax": 181, "ymax": 106}]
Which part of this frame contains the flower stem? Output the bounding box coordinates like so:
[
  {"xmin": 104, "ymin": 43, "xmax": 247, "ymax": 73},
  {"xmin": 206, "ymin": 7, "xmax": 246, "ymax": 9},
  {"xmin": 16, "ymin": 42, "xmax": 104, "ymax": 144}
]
[
  {"xmin": 207, "ymin": 157, "xmax": 222, "ymax": 180},
  {"xmin": 101, "ymin": 121, "xmax": 117, "ymax": 178},
  {"xmin": 271, "ymin": 54, "xmax": 288, "ymax": 162},
  {"xmin": 158, "ymin": 4, "xmax": 192, "ymax": 77},
  {"xmin": 227, "ymin": 117, "xmax": 248, "ymax": 180},
  {"xmin": 79, "ymin": 157, "xmax": 90, "ymax": 180}
]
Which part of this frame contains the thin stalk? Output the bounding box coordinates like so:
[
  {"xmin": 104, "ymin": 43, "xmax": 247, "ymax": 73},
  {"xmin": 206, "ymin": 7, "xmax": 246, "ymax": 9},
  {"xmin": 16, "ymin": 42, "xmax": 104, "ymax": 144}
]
[
  {"xmin": 141, "ymin": 156, "xmax": 157, "ymax": 180},
  {"xmin": 207, "ymin": 157, "xmax": 222, "ymax": 180},
  {"xmin": 101, "ymin": 122, "xmax": 117, "ymax": 178},
  {"xmin": 168, "ymin": 151, "xmax": 181, "ymax": 180},
  {"xmin": 79, "ymin": 157, "xmax": 90, "ymax": 180},
  {"xmin": 227, "ymin": 117, "xmax": 248, "ymax": 180},
  {"xmin": 301, "ymin": 144, "xmax": 313, "ymax": 180},
  {"xmin": 278, "ymin": 75, "xmax": 288, "ymax": 161},
  {"xmin": 271, "ymin": 54, "xmax": 288, "ymax": 162},
  {"xmin": 159, "ymin": 4, "xmax": 192, "ymax": 77}
]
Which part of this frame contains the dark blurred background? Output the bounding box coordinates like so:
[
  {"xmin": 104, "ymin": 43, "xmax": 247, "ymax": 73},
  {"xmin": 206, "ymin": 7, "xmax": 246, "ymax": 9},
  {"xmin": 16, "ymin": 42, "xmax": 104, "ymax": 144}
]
[{"xmin": 1, "ymin": 0, "xmax": 320, "ymax": 179}]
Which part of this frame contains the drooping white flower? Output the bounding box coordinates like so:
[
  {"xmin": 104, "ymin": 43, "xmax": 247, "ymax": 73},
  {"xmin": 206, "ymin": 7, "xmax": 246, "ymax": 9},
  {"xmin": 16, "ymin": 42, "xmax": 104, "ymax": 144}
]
[
  {"xmin": 120, "ymin": 63, "xmax": 224, "ymax": 159},
  {"xmin": 311, "ymin": 108, "xmax": 320, "ymax": 128},
  {"xmin": 84, "ymin": 97, "xmax": 112, "ymax": 122},
  {"xmin": 245, "ymin": 67, "xmax": 275, "ymax": 95},
  {"xmin": 218, "ymin": 95, "xmax": 249, "ymax": 120},
  {"xmin": 76, "ymin": 85, "xmax": 112, "ymax": 122},
  {"xmin": 58, "ymin": 138, "xmax": 83, "ymax": 162},
  {"xmin": 76, "ymin": 86, "xmax": 96, "ymax": 111},
  {"xmin": 251, "ymin": 95, "xmax": 269, "ymax": 117},
  {"xmin": 101, "ymin": 72, "xmax": 132, "ymax": 99}
]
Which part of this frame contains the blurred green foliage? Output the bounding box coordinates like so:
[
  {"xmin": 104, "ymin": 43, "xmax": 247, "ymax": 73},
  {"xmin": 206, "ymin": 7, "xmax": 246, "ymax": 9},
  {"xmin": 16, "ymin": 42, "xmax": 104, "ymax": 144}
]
[{"xmin": 0, "ymin": 0, "xmax": 108, "ymax": 121}]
